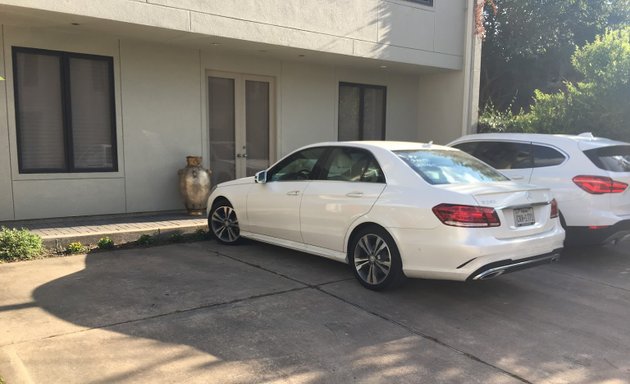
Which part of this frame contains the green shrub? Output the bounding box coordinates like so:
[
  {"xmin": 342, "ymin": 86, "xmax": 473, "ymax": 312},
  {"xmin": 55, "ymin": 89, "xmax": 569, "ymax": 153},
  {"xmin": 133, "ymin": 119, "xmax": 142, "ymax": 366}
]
[
  {"xmin": 169, "ymin": 231, "xmax": 184, "ymax": 243},
  {"xmin": 479, "ymin": 27, "xmax": 630, "ymax": 142},
  {"xmin": 0, "ymin": 227, "xmax": 43, "ymax": 262},
  {"xmin": 65, "ymin": 241, "xmax": 87, "ymax": 254},
  {"xmin": 477, "ymin": 101, "xmax": 536, "ymax": 134},
  {"xmin": 194, "ymin": 228, "xmax": 209, "ymax": 240},
  {"xmin": 97, "ymin": 237, "xmax": 115, "ymax": 250},
  {"xmin": 137, "ymin": 234, "xmax": 153, "ymax": 246}
]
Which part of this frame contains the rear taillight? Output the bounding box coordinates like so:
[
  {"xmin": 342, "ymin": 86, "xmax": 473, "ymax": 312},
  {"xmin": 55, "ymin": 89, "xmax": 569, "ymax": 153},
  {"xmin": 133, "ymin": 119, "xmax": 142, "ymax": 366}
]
[
  {"xmin": 432, "ymin": 204, "xmax": 500, "ymax": 228},
  {"xmin": 550, "ymin": 198, "xmax": 559, "ymax": 219},
  {"xmin": 572, "ymin": 175, "xmax": 628, "ymax": 194}
]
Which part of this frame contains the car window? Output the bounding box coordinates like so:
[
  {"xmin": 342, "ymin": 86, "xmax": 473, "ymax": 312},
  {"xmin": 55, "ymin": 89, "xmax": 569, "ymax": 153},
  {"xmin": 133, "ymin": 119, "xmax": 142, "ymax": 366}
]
[
  {"xmin": 453, "ymin": 141, "xmax": 533, "ymax": 170},
  {"xmin": 267, "ymin": 147, "xmax": 327, "ymax": 182},
  {"xmin": 395, "ymin": 149, "xmax": 508, "ymax": 185},
  {"xmin": 583, "ymin": 145, "xmax": 630, "ymax": 172},
  {"xmin": 322, "ymin": 147, "xmax": 385, "ymax": 183},
  {"xmin": 532, "ymin": 144, "xmax": 566, "ymax": 168}
]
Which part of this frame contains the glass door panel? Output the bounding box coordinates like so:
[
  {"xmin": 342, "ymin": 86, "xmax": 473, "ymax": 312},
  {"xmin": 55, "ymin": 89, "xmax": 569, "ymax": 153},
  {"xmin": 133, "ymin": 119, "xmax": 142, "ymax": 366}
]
[
  {"xmin": 245, "ymin": 80, "xmax": 270, "ymax": 177},
  {"xmin": 208, "ymin": 76, "xmax": 236, "ymax": 185}
]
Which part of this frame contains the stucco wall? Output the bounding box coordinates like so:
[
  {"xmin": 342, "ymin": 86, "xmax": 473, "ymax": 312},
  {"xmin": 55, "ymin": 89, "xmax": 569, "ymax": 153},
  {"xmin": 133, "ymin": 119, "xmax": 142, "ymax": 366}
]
[
  {"xmin": 200, "ymin": 51, "xmax": 421, "ymax": 158},
  {"xmin": 120, "ymin": 40, "xmax": 202, "ymax": 213},
  {"xmin": 2, "ymin": 25, "xmax": 127, "ymax": 220},
  {"xmin": 0, "ymin": 26, "xmax": 426, "ymax": 220},
  {"xmin": 417, "ymin": 71, "xmax": 466, "ymax": 145},
  {"xmin": 279, "ymin": 62, "xmax": 337, "ymax": 155},
  {"xmin": 0, "ymin": 0, "xmax": 466, "ymax": 70},
  {"xmin": 0, "ymin": 27, "xmax": 14, "ymax": 221}
]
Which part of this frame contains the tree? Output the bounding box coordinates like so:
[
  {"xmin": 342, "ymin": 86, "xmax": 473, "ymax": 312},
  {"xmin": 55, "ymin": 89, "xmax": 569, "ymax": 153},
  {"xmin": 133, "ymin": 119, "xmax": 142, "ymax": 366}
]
[
  {"xmin": 480, "ymin": 27, "xmax": 630, "ymax": 142},
  {"xmin": 480, "ymin": 0, "xmax": 630, "ymax": 112}
]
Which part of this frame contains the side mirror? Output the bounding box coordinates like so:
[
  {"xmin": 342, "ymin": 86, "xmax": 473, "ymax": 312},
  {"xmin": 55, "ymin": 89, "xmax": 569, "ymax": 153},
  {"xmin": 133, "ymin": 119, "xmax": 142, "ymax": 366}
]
[{"xmin": 255, "ymin": 170, "xmax": 267, "ymax": 184}]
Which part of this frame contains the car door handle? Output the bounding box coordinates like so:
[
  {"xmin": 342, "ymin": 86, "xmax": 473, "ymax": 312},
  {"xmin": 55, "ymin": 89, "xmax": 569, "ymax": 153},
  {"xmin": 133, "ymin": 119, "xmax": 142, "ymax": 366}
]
[
  {"xmin": 346, "ymin": 192, "xmax": 364, "ymax": 198},
  {"xmin": 286, "ymin": 190, "xmax": 300, "ymax": 196},
  {"xmin": 511, "ymin": 176, "xmax": 525, "ymax": 180}
]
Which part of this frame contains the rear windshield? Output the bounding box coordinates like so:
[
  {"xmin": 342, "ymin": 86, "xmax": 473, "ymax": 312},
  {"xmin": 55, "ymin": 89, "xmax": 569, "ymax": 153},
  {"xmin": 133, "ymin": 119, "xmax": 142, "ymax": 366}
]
[
  {"xmin": 584, "ymin": 145, "xmax": 630, "ymax": 172},
  {"xmin": 395, "ymin": 149, "xmax": 509, "ymax": 185}
]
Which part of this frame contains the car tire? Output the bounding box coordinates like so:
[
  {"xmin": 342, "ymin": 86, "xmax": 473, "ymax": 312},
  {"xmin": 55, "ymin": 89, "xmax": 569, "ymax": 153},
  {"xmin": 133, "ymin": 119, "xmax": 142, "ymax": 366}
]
[
  {"xmin": 208, "ymin": 199, "xmax": 241, "ymax": 245},
  {"xmin": 349, "ymin": 225, "xmax": 406, "ymax": 290}
]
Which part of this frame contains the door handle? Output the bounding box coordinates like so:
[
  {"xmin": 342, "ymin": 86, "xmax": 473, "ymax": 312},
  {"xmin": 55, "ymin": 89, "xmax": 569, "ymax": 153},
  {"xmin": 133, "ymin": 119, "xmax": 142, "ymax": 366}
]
[
  {"xmin": 346, "ymin": 192, "xmax": 364, "ymax": 198},
  {"xmin": 286, "ymin": 190, "xmax": 300, "ymax": 196},
  {"xmin": 236, "ymin": 153, "xmax": 248, "ymax": 158},
  {"xmin": 511, "ymin": 176, "xmax": 525, "ymax": 181}
]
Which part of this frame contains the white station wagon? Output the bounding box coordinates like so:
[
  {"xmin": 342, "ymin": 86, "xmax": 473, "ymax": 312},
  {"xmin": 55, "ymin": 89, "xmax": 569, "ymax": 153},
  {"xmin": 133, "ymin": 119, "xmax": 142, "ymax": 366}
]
[
  {"xmin": 449, "ymin": 133, "xmax": 630, "ymax": 245},
  {"xmin": 207, "ymin": 141, "xmax": 565, "ymax": 290}
]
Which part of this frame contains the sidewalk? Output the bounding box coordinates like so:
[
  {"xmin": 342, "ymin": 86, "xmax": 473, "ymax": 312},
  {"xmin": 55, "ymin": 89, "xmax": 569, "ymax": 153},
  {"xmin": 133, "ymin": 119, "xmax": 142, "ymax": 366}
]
[{"xmin": 0, "ymin": 211, "xmax": 208, "ymax": 248}]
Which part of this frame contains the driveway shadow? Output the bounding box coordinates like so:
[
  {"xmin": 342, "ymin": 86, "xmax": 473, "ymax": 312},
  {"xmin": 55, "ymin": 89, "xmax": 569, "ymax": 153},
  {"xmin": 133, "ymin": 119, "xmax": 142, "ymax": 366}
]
[
  {"xmin": 23, "ymin": 240, "xmax": 630, "ymax": 383},
  {"xmin": 27, "ymin": 242, "xmax": 513, "ymax": 383}
]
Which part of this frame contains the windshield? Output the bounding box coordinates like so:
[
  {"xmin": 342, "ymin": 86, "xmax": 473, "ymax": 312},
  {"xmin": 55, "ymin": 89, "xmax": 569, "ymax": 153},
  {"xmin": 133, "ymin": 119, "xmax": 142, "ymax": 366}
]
[
  {"xmin": 395, "ymin": 149, "xmax": 509, "ymax": 185},
  {"xmin": 584, "ymin": 145, "xmax": 630, "ymax": 172}
]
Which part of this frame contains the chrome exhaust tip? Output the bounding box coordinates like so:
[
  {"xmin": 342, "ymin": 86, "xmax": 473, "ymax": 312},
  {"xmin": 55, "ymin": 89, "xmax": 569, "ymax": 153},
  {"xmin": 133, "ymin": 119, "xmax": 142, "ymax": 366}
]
[{"xmin": 475, "ymin": 269, "xmax": 505, "ymax": 280}]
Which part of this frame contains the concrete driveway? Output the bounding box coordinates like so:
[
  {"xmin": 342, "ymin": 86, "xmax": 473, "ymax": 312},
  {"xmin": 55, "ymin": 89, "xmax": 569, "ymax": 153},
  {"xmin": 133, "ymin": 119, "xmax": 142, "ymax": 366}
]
[{"xmin": 0, "ymin": 239, "xmax": 629, "ymax": 384}]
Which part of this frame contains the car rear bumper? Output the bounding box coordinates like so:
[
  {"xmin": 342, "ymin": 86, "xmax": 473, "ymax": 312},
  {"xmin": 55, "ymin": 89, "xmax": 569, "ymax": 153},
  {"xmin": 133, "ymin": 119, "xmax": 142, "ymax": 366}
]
[
  {"xmin": 465, "ymin": 250, "xmax": 562, "ymax": 281},
  {"xmin": 390, "ymin": 224, "xmax": 565, "ymax": 281},
  {"xmin": 565, "ymin": 219, "xmax": 630, "ymax": 245}
]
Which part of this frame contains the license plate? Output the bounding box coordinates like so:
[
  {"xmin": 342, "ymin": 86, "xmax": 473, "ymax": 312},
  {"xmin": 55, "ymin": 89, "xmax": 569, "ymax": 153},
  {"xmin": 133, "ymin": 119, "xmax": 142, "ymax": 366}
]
[{"xmin": 514, "ymin": 207, "xmax": 535, "ymax": 227}]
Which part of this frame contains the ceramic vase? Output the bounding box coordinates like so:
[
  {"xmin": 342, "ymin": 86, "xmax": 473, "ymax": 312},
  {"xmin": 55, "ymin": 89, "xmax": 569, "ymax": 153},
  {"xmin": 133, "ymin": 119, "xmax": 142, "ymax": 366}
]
[{"xmin": 178, "ymin": 156, "xmax": 211, "ymax": 216}]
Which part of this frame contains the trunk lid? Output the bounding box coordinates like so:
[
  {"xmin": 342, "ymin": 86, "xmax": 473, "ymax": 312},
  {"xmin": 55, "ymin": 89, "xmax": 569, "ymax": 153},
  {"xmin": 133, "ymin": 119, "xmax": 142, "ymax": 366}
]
[{"xmin": 437, "ymin": 181, "xmax": 556, "ymax": 239}]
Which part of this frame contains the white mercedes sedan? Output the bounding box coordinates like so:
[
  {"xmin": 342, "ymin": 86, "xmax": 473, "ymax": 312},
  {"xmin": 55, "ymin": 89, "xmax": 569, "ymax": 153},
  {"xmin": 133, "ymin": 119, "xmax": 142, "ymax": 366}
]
[{"xmin": 207, "ymin": 141, "xmax": 565, "ymax": 290}]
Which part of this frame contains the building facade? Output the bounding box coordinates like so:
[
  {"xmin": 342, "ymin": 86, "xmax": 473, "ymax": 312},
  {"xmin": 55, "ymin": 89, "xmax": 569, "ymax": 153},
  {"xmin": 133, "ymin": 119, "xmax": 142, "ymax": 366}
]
[{"xmin": 0, "ymin": 0, "xmax": 481, "ymax": 221}]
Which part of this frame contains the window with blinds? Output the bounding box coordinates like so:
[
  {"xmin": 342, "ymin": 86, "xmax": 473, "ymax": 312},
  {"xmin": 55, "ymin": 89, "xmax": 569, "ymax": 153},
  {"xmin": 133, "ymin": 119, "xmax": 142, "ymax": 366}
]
[
  {"xmin": 13, "ymin": 47, "xmax": 117, "ymax": 173},
  {"xmin": 338, "ymin": 82, "xmax": 386, "ymax": 141}
]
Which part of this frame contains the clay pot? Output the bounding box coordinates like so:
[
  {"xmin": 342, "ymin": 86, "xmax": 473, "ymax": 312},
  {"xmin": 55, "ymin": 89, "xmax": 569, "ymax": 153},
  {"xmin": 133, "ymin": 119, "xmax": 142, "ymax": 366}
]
[{"xmin": 178, "ymin": 156, "xmax": 212, "ymax": 216}]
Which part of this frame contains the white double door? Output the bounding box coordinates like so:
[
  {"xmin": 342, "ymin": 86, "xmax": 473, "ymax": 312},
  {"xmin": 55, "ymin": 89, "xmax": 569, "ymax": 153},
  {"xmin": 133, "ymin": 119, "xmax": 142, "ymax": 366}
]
[{"xmin": 208, "ymin": 72, "xmax": 274, "ymax": 185}]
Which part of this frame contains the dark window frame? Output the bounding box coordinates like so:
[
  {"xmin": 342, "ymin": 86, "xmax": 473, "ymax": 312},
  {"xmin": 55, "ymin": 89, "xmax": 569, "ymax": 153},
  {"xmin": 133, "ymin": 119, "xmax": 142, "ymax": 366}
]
[
  {"xmin": 338, "ymin": 82, "xmax": 387, "ymax": 141},
  {"xmin": 405, "ymin": 0, "xmax": 433, "ymax": 6},
  {"xmin": 12, "ymin": 46, "xmax": 118, "ymax": 174}
]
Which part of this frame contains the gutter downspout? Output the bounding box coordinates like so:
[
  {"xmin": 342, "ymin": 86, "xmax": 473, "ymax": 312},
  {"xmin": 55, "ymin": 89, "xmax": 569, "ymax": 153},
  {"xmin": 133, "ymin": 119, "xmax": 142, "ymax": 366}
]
[{"xmin": 461, "ymin": 0, "xmax": 482, "ymax": 136}]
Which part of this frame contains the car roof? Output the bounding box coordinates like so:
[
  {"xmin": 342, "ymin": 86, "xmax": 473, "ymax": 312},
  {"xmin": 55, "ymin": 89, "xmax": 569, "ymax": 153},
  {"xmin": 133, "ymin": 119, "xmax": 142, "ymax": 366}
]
[
  {"xmin": 305, "ymin": 141, "xmax": 457, "ymax": 152},
  {"xmin": 449, "ymin": 132, "xmax": 629, "ymax": 151}
]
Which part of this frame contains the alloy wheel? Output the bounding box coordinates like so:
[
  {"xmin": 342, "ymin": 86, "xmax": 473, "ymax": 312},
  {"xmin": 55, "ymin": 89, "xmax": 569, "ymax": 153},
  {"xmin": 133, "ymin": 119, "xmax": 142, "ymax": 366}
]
[
  {"xmin": 210, "ymin": 205, "xmax": 240, "ymax": 243},
  {"xmin": 353, "ymin": 233, "xmax": 392, "ymax": 285}
]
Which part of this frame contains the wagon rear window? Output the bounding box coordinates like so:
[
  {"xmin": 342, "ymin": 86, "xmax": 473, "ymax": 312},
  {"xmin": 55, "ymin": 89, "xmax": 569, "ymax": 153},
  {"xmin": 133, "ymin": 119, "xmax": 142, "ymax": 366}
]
[{"xmin": 584, "ymin": 145, "xmax": 630, "ymax": 172}]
